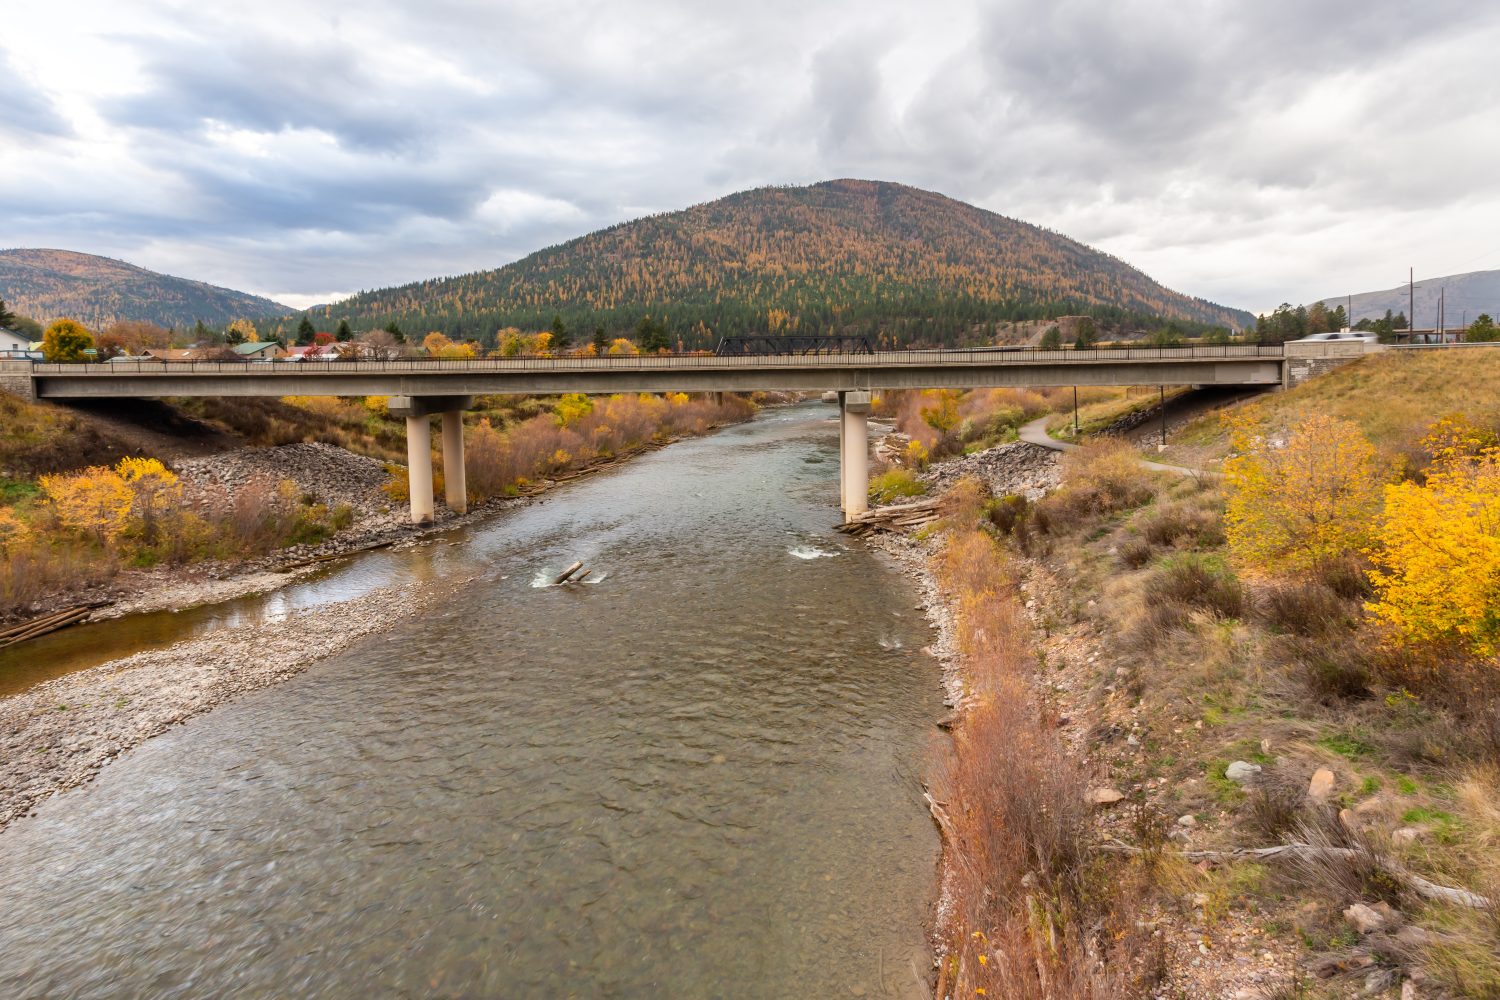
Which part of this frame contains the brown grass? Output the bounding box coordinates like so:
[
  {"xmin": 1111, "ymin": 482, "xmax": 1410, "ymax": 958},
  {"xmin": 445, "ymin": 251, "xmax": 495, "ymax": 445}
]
[{"xmin": 931, "ymin": 481, "xmax": 1157, "ymax": 998}]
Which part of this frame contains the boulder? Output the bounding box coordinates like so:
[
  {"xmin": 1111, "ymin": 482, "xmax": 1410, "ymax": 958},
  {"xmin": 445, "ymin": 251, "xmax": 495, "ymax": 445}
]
[
  {"xmin": 1224, "ymin": 760, "xmax": 1262, "ymax": 785},
  {"xmin": 1087, "ymin": 787, "xmax": 1126, "ymax": 806},
  {"xmin": 1307, "ymin": 767, "xmax": 1336, "ymax": 800}
]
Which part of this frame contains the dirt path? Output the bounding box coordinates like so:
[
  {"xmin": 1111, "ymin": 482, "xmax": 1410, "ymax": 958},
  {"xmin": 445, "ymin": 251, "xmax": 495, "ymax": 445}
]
[{"xmin": 1019, "ymin": 416, "xmax": 1205, "ymax": 477}]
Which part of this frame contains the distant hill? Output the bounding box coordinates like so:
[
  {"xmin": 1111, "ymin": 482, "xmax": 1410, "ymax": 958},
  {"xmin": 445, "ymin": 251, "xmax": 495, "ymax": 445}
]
[
  {"xmin": 1321, "ymin": 268, "xmax": 1500, "ymax": 329},
  {"xmin": 314, "ymin": 179, "xmax": 1252, "ymax": 349},
  {"xmin": 0, "ymin": 249, "xmax": 294, "ymax": 331}
]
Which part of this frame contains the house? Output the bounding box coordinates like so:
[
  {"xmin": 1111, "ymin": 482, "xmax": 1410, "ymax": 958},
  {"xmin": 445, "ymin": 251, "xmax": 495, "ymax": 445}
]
[
  {"xmin": 231, "ymin": 341, "xmax": 284, "ymax": 361},
  {"xmin": 0, "ymin": 328, "xmax": 35, "ymax": 359},
  {"xmin": 140, "ymin": 347, "xmax": 206, "ymax": 361}
]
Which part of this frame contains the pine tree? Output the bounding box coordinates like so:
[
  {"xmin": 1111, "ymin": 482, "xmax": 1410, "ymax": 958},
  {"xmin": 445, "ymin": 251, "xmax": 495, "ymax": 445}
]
[
  {"xmin": 383, "ymin": 320, "xmax": 406, "ymax": 343},
  {"xmin": 336, "ymin": 319, "xmax": 353, "ymax": 342},
  {"xmin": 550, "ymin": 313, "xmax": 571, "ymax": 350},
  {"xmin": 592, "ymin": 326, "xmax": 609, "ymax": 355},
  {"xmin": 0, "ymin": 298, "xmax": 15, "ymax": 330},
  {"xmin": 296, "ymin": 316, "xmax": 316, "ymax": 345},
  {"xmin": 1039, "ymin": 326, "xmax": 1062, "ymax": 350}
]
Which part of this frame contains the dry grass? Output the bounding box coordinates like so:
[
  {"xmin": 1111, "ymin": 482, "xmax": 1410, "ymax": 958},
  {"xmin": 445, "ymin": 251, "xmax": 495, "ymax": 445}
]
[
  {"xmin": 931, "ymin": 481, "xmax": 1158, "ymax": 998},
  {"xmin": 1168, "ymin": 348, "xmax": 1500, "ymax": 464},
  {"xmin": 1032, "ymin": 439, "xmax": 1159, "ymax": 534}
]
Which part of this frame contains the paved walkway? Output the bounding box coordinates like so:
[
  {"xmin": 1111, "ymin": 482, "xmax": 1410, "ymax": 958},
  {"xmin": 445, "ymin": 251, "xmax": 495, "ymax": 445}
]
[{"xmin": 1018, "ymin": 416, "xmax": 1205, "ymax": 477}]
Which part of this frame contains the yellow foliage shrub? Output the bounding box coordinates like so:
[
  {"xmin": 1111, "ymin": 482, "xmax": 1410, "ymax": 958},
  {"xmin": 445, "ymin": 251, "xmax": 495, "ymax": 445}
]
[
  {"xmin": 364, "ymin": 396, "xmax": 390, "ymax": 416},
  {"xmin": 1368, "ymin": 426, "xmax": 1500, "ymax": 658},
  {"xmin": 1223, "ymin": 413, "xmax": 1385, "ymax": 573},
  {"xmin": 554, "ymin": 393, "xmax": 594, "ymax": 426}
]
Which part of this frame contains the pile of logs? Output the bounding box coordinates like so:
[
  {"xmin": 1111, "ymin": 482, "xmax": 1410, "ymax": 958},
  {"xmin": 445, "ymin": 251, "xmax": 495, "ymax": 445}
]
[
  {"xmin": 553, "ymin": 561, "xmax": 593, "ymax": 585},
  {"xmin": 836, "ymin": 497, "xmax": 943, "ymax": 538},
  {"xmin": 0, "ymin": 603, "xmax": 105, "ymax": 649}
]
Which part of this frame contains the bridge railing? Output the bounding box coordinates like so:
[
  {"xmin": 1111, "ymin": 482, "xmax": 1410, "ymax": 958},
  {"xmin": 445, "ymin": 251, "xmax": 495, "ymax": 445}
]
[{"xmin": 29, "ymin": 344, "xmax": 1285, "ymax": 376}]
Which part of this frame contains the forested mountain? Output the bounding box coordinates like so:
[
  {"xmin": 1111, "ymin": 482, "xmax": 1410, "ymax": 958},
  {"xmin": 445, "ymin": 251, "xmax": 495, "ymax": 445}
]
[
  {"xmin": 313, "ymin": 180, "xmax": 1251, "ymax": 349},
  {"xmin": 0, "ymin": 249, "xmax": 293, "ymax": 330}
]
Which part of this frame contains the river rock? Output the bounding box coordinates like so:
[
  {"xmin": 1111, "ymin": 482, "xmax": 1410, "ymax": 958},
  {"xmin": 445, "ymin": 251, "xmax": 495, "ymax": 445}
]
[
  {"xmin": 1343, "ymin": 901, "xmax": 1397, "ymax": 935},
  {"xmin": 1224, "ymin": 760, "xmax": 1262, "ymax": 785},
  {"xmin": 1087, "ymin": 787, "xmax": 1126, "ymax": 806},
  {"xmin": 1307, "ymin": 767, "xmax": 1336, "ymax": 800}
]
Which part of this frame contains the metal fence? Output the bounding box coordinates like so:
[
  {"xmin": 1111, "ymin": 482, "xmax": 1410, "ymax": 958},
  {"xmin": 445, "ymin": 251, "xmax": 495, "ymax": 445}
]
[{"xmin": 28, "ymin": 343, "xmax": 1286, "ymax": 377}]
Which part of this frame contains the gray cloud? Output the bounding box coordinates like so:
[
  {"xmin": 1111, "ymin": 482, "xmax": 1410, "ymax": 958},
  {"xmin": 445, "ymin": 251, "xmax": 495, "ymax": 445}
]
[
  {"xmin": 3, "ymin": 0, "xmax": 1499, "ymax": 311},
  {"xmin": 0, "ymin": 49, "xmax": 72, "ymax": 140}
]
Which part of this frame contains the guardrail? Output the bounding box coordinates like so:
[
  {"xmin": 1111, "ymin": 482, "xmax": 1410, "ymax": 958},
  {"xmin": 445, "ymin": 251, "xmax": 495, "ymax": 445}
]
[{"xmin": 28, "ymin": 343, "xmax": 1286, "ymax": 376}]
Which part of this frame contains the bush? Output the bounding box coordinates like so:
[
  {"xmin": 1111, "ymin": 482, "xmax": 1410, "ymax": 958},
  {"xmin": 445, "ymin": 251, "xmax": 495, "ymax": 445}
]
[
  {"xmin": 1223, "ymin": 414, "xmax": 1385, "ymax": 573},
  {"xmin": 868, "ymin": 468, "xmax": 925, "ymax": 504},
  {"xmin": 1259, "ymin": 578, "xmax": 1353, "ymax": 636},
  {"xmin": 1033, "ymin": 440, "xmax": 1157, "ymax": 532},
  {"xmin": 1145, "ymin": 554, "xmax": 1244, "ymax": 619}
]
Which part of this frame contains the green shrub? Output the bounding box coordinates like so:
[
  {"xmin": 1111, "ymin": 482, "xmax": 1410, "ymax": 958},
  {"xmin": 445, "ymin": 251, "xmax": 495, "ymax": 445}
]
[{"xmin": 868, "ymin": 468, "xmax": 926, "ymax": 504}]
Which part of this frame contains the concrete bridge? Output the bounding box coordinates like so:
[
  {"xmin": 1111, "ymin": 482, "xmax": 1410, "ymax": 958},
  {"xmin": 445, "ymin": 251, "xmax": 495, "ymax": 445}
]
[{"xmin": 0, "ymin": 341, "xmax": 1367, "ymax": 523}]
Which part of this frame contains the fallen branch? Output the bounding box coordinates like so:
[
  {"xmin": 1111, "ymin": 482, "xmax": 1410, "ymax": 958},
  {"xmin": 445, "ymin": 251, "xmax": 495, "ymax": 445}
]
[
  {"xmin": 553, "ymin": 561, "xmax": 584, "ymax": 585},
  {"xmin": 1099, "ymin": 840, "xmax": 1492, "ymax": 910}
]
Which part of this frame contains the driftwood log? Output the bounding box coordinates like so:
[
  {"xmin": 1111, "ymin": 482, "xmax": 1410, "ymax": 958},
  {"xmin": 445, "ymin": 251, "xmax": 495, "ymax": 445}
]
[
  {"xmin": 0, "ymin": 604, "xmax": 102, "ymax": 648},
  {"xmin": 1099, "ymin": 841, "xmax": 1492, "ymax": 910},
  {"xmin": 553, "ymin": 561, "xmax": 585, "ymax": 585},
  {"xmin": 836, "ymin": 497, "xmax": 942, "ymax": 538}
]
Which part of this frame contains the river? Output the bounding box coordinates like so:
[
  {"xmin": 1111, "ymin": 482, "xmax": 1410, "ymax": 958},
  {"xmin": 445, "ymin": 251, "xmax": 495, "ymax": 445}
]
[{"xmin": 0, "ymin": 403, "xmax": 942, "ymax": 998}]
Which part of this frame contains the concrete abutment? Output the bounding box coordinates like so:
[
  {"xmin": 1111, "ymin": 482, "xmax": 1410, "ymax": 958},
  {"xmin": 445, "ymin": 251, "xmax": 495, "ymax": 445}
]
[{"xmin": 839, "ymin": 390, "xmax": 871, "ymax": 520}]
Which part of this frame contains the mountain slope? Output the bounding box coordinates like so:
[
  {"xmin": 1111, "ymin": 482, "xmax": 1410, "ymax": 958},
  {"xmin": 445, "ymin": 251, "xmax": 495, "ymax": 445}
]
[
  {"xmin": 316, "ymin": 180, "xmax": 1252, "ymax": 348},
  {"xmin": 0, "ymin": 249, "xmax": 294, "ymax": 330},
  {"xmin": 1320, "ymin": 268, "xmax": 1500, "ymax": 329}
]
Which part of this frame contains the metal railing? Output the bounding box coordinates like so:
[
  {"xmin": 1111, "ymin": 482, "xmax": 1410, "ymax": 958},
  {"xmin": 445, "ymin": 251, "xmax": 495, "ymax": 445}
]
[{"xmin": 27, "ymin": 343, "xmax": 1286, "ymax": 377}]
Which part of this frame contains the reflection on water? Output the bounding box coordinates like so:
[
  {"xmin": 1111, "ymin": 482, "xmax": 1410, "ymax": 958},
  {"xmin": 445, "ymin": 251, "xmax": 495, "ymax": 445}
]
[{"xmin": 0, "ymin": 405, "xmax": 941, "ymax": 998}]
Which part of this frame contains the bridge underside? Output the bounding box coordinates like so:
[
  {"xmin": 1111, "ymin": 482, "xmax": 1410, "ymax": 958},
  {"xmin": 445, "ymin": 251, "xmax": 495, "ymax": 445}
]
[{"xmin": 31, "ymin": 359, "xmax": 1282, "ymax": 399}]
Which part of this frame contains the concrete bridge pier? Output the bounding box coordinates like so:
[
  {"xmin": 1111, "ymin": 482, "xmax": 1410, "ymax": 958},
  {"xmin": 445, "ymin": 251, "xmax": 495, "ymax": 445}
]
[
  {"xmin": 839, "ymin": 390, "xmax": 871, "ymax": 519},
  {"xmin": 389, "ymin": 395, "xmax": 473, "ymax": 524}
]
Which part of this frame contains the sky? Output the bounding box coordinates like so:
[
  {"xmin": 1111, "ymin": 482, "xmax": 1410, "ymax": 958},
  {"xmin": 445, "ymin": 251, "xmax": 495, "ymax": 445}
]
[{"xmin": 4, "ymin": 0, "xmax": 1499, "ymax": 315}]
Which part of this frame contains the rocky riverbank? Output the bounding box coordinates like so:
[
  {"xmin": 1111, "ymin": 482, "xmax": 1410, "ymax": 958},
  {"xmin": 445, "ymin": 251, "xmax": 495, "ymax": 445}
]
[{"xmin": 0, "ymin": 581, "xmax": 449, "ymax": 830}]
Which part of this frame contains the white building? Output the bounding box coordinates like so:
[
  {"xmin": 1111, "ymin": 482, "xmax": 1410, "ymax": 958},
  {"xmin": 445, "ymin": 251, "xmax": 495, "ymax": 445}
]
[{"xmin": 0, "ymin": 328, "xmax": 35, "ymax": 359}]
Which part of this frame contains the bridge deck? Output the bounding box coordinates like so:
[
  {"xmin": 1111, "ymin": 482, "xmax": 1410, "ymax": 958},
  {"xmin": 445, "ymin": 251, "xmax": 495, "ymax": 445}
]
[{"xmin": 14, "ymin": 345, "xmax": 1289, "ymax": 398}]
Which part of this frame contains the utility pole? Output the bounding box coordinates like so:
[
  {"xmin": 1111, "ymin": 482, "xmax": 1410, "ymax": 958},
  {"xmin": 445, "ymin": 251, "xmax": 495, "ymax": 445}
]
[
  {"xmin": 1073, "ymin": 386, "xmax": 1079, "ymax": 436},
  {"xmin": 1159, "ymin": 386, "xmax": 1166, "ymax": 449},
  {"xmin": 1409, "ymin": 267, "xmax": 1414, "ymax": 341}
]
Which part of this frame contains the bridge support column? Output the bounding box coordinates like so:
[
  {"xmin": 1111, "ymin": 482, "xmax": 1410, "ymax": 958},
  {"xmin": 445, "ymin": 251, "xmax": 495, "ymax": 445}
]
[
  {"xmin": 405, "ymin": 415, "xmax": 435, "ymax": 525},
  {"xmin": 389, "ymin": 394, "xmax": 473, "ymax": 524},
  {"xmin": 441, "ymin": 410, "xmax": 467, "ymax": 514},
  {"xmin": 840, "ymin": 390, "xmax": 871, "ymax": 520}
]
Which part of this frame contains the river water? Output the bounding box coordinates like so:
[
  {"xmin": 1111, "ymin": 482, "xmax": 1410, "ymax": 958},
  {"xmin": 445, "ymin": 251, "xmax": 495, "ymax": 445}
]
[{"xmin": 0, "ymin": 404, "xmax": 942, "ymax": 999}]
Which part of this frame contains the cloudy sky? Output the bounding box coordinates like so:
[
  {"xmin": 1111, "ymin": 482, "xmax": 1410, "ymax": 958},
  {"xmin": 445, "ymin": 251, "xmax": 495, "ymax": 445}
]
[{"xmin": 4, "ymin": 0, "xmax": 1499, "ymax": 314}]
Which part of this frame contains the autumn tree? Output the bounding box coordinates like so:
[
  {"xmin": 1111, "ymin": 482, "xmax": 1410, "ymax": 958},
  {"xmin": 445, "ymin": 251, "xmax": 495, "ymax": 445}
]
[
  {"xmin": 423, "ymin": 331, "xmax": 453, "ymax": 356},
  {"xmin": 225, "ymin": 318, "xmax": 259, "ymax": 344},
  {"xmin": 1367, "ymin": 418, "xmax": 1500, "ymax": 657},
  {"xmin": 39, "ymin": 464, "xmax": 134, "ymax": 542},
  {"xmin": 1223, "ymin": 413, "xmax": 1385, "ymax": 572},
  {"xmin": 41, "ymin": 319, "xmax": 95, "ymax": 363},
  {"xmin": 607, "ymin": 337, "xmax": 639, "ymax": 356}
]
